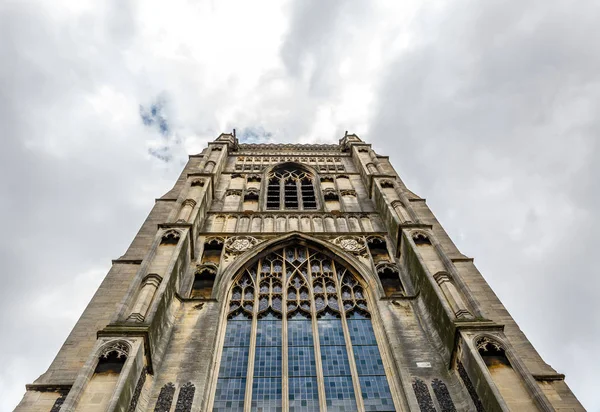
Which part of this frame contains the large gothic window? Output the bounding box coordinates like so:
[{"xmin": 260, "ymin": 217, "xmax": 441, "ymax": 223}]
[
  {"xmin": 266, "ymin": 165, "xmax": 318, "ymax": 211},
  {"xmin": 212, "ymin": 245, "xmax": 395, "ymax": 412}
]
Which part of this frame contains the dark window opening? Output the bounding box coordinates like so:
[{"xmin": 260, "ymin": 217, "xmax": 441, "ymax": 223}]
[
  {"xmin": 478, "ymin": 340, "xmax": 511, "ymax": 368},
  {"xmin": 378, "ymin": 267, "xmax": 404, "ymax": 297},
  {"xmin": 368, "ymin": 237, "xmax": 389, "ymax": 263},
  {"xmin": 413, "ymin": 234, "xmax": 431, "ymax": 245},
  {"xmin": 95, "ymin": 351, "xmax": 126, "ymax": 374},
  {"xmin": 191, "ymin": 269, "xmax": 216, "ymax": 298},
  {"xmin": 265, "ymin": 166, "xmax": 317, "ymax": 211},
  {"xmin": 202, "ymin": 239, "xmax": 224, "ymax": 264}
]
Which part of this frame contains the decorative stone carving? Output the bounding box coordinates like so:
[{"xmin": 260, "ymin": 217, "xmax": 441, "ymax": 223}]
[
  {"xmin": 457, "ymin": 361, "xmax": 485, "ymax": 412},
  {"xmin": 225, "ymin": 189, "xmax": 243, "ymax": 197},
  {"xmin": 238, "ymin": 143, "xmax": 339, "ymax": 151},
  {"xmin": 333, "ymin": 235, "xmax": 367, "ymax": 253},
  {"xmin": 161, "ymin": 229, "xmax": 181, "ymax": 245},
  {"xmin": 175, "ymin": 382, "xmax": 195, "ymax": 412},
  {"xmin": 127, "ymin": 367, "xmax": 147, "ymax": 412},
  {"xmin": 412, "ymin": 378, "xmax": 436, "ymax": 412},
  {"xmin": 100, "ymin": 340, "xmax": 130, "ymax": 360},
  {"xmin": 411, "ymin": 230, "xmax": 431, "ymax": 245},
  {"xmin": 340, "ymin": 189, "xmax": 357, "ymax": 197},
  {"xmin": 380, "ymin": 179, "xmax": 395, "ymax": 188},
  {"xmin": 376, "ymin": 262, "xmax": 399, "ymax": 274},
  {"xmin": 431, "ymin": 379, "xmax": 457, "ymax": 412},
  {"xmin": 154, "ymin": 383, "xmax": 175, "ymax": 412},
  {"xmin": 177, "ymin": 199, "xmax": 197, "ymax": 223},
  {"xmin": 50, "ymin": 391, "xmax": 69, "ymax": 412},
  {"xmin": 323, "ymin": 188, "xmax": 339, "ymax": 200},
  {"xmin": 244, "ymin": 188, "xmax": 259, "ymax": 200},
  {"xmin": 191, "ymin": 179, "xmax": 205, "ymax": 187},
  {"xmin": 196, "ymin": 262, "xmax": 218, "ymax": 276},
  {"xmin": 476, "ymin": 336, "xmax": 504, "ymax": 353},
  {"xmin": 225, "ymin": 236, "xmax": 259, "ymax": 253},
  {"xmin": 127, "ymin": 274, "xmax": 162, "ymax": 322}
]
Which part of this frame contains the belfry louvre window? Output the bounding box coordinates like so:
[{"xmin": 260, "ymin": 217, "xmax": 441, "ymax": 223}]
[
  {"xmin": 266, "ymin": 166, "xmax": 318, "ymax": 210},
  {"xmin": 212, "ymin": 245, "xmax": 395, "ymax": 412}
]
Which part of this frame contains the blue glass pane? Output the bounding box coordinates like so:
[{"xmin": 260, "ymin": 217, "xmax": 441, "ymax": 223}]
[
  {"xmin": 223, "ymin": 321, "xmax": 252, "ymax": 347},
  {"xmin": 347, "ymin": 320, "xmax": 377, "ymax": 346},
  {"xmin": 360, "ymin": 376, "xmax": 395, "ymax": 411},
  {"xmin": 289, "ymin": 377, "xmax": 319, "ymax": 412},
  {"xmin": 347, "ymin": 310, "xmax": 370, "ymax": 320},
  {"xmin": 251, "ymin": 377, "xmax": 281, "ymax": 411},
  {"xmin": 324, "ymin": 376, "xmax": 357, "ymax": 411},
  {"xmin": 213, "ymin": 378, "xmax": 246, "ymax": 412},
  {"xmin": 253, "ymin": 346, "xmax": 282, "ymax": 377},
  {"xmin": 288, "ymin": 320, "xmax": 313, "ymax": 346},
  {"xmin": 321, "ymin": 346, "xmax": 351, "ymax": 376},
  {"xmin": 288, "ymin": 346, "xmax": 316, "ymax": 376},
  {"xmin": 219, "ymin": 347, "xmax": 249, "ymax": 377},
  {"xmin": 353, "ymin": 346, "xmax": 386, "ymax": 375},
  {"xmin": 256, "ymin": 321, "xmax": 282, "ymax": 347},
  {"xmin": 318, "ymin": 319, "xmax": 345, "ymax": 346}
]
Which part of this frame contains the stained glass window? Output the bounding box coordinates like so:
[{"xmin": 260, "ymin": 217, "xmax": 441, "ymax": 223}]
[{"xmin": 212, "ymin": 246, "xmax": 395, "ymax": 412}]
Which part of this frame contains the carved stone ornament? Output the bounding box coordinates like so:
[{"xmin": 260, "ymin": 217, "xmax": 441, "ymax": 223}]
[
  {"xmin": 225, "ymin": 189, "xmax": 243, "ymax": 197},
  {"xmin": 195, "ymin": 263, "xmax": 218, "ymax": 275},
  {"xmin": 340, "ymin": 189, "xmax": 357, "ymax": 197},
  {"xmin": 224, "ymin": 236, "xmax": 259, "ymax": 254},
  {"xmin": 476, "ymin": 336, "xmax": 504, "ymax": 353},
  {"xmin": 191, "ymin": 179, "xmax": 205, "ymax": 187},
  {"xmin": 238, "ymin": 143, "xmax": 339, "ymax": 151},
  {"xmin": 333, "ymin": 235, "xmax": 367, "ymax": 253},
  {"xmin": 376, "ymin": 262, "xmax": 399, "ymax": 274},
  {"xmin": 380, "ymin": 179, "xmax": 395, "ymax": 188},
  {"xmin": 100, "ymin": 340, "xmax": 130, "ymax": 359},
  {"xmin": 161, "ymin": 229, "xmax": 181, "ymax": 244}
]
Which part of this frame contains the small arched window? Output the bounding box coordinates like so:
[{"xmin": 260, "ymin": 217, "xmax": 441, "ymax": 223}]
[{"xmin": 266, "ymin": 165, "xmax": 317, "ymax": 211}]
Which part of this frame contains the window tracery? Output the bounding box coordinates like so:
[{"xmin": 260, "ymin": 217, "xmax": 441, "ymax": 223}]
[
  {"xmin": 213, "ymin": 245, "xmax": 395, "ymax": 412},
  {"xmin": 266, "ymin": 166, "xmax": 318, "ymax": 211}
]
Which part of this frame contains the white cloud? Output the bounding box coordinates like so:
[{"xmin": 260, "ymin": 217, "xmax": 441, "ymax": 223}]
[{"xmin": 1, "ymin": 0, "xmax": 597, "ymax": 410}]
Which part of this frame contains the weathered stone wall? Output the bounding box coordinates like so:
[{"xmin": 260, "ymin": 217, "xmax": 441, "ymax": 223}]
[{"xmin": 16, "ymin": 133, "xmax": 584, "ymax": 411}]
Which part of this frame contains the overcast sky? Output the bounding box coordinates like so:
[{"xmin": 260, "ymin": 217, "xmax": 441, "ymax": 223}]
[{"xmin": 1, "ymin": 0, "xmax": 598, "ymax": 410}]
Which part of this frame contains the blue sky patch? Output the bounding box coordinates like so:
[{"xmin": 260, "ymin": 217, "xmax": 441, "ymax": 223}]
[{"xmin": 238, "ymin": 126, "xmax": 273, "ymax": 143}]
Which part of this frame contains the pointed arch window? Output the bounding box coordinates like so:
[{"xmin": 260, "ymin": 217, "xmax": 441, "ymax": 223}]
[
  {"xmin": 212, "ymin": 245, "xmax": 395, "ymax": 412},
  {"xmin": 266, "ymin": 166, "xmax": 318, "ymax": 211}
]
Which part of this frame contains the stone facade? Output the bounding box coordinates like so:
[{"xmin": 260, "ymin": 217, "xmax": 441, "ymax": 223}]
[{"xmin": 16, "ymin": 133, "xmax": 584, "ymax": 411}]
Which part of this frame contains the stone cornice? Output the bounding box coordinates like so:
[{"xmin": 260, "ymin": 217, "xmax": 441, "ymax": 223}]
[
  {"xmin": 198, "ymin": 231, "xmax": 388, "ymax": 237},
  {"xmin": 532, "ymin": 373, "xmax": 565, "ymax": 381},
  {"xmin": 237, "ymin": 143, "xmax": 341, "ymax": 151},
  {"xmin": 206, "ymin": 211, "xmax": 381, "ymax": 216},
  {"xmin": 111, "ymin": 258, "xmax": 143, "ymax": 265},
  {"xmin": 25, "ymin": 383, "xmax": 72, "ymax": 392}
]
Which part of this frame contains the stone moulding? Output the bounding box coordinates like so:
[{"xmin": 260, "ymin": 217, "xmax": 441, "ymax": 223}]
[{"xmin": 238, "ymin": 143, "xmax": 341, "ymax": 151}]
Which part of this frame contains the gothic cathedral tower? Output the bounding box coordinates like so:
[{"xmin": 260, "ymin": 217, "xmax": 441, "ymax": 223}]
[{"xmin": 17, "ymin": 133, "xmax": 583, "ymax": 411}]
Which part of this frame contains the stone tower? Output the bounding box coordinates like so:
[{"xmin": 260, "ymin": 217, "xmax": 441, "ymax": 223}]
[{"xmin": 17, "ymin": 133, "xmax": 583, "ymax": 412}]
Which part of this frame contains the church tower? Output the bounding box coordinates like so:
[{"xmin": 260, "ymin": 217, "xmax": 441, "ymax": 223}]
[{"xmin": 17, "ymin": 133, "xmax": 583, "ymax": 411}]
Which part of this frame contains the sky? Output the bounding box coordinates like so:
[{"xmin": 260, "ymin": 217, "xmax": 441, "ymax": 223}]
[{"xmin": 1, "ymin": 0, "xmax": 598, "ymax": 410}]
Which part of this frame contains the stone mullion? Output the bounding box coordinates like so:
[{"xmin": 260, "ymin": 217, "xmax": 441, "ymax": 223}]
[
  {"xmin": 243, "ymin": 260, "xmax": 260, "ymax": 412},
  {"xmin": 307, "ymin": 250, "xmax": 328, "ymax": 412},
  {"xmin": 297, "ymin": 178, "xmax": 304, "ymax": 211},
  {"xmin": 333, "ymin": 261, "xmax": 366, "ymax": 412},
  {"xmin": 281, "ymin": 255, "xmax": 289, "ymax": 412},
  {"xmin": 279, "ymin": 177, "xmax": 284, "ymax": 211}
]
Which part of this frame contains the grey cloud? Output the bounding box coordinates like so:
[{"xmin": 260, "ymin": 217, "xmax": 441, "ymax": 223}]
[
  {"xmin": 1, "ymin": 0, "xmax": 598, "ymax": 410},
  {"xmin": 369, "ymin": 1, "xmax": 600, "ymax": 409}
]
